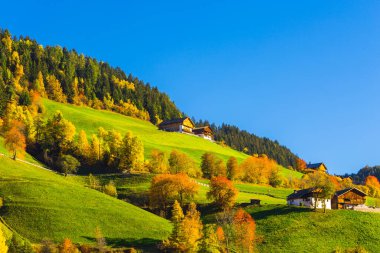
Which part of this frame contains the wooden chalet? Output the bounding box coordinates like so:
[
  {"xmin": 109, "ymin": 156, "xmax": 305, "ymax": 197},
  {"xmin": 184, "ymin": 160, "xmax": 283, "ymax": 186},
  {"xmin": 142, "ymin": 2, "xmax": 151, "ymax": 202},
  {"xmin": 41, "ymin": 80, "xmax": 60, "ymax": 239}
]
[
  {"xmin": 306, "ymin": 162, "xmax": 328, "ymax": 173},
  {"xmin": 192, "ymin": 126, "xmax": 214, "ymax": 140},
  {"xmin": 158, "ymin": 117, "xmax": 195, "ymax": 134},
  {"xmin": 331, "ymin": 188, "xmax": 367, "ymax": 209},
  {"xmin": 287, "ymin": 187, "xmax": 331, "ymax": 209}
]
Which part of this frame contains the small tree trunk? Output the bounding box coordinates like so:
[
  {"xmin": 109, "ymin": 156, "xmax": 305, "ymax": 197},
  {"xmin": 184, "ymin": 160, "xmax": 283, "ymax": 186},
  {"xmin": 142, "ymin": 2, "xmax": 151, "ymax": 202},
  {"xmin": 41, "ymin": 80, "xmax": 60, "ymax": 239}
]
[{"xmin": 12, "ymin": 150, "xmax": 16, "ymax": 160}]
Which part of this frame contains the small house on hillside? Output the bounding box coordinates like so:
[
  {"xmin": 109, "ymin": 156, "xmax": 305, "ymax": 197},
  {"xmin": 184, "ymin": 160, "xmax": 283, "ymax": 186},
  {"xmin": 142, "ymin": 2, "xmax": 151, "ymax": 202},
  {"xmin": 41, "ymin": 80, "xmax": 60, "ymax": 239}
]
[
  {"xmin": 193, "ymin": 126, "xmax": 214, "ymax": 140},
  {"xmin": 287, "ymin": 188, "xmax": 331, "ymax": 209},
  {"xmin": 158, "ymin": 117, "xmax": 214, "ymax": 140},
  {"xmin": 158, "ymin": 117, "xmax": 195, "ymax": 134},
  {"xmin": 331, "ymin": 188, "xmax": 367, "ymax": 209},
  {"xmin": 306, "ymin": 162, "xmax": 328, "ymax": 173}
]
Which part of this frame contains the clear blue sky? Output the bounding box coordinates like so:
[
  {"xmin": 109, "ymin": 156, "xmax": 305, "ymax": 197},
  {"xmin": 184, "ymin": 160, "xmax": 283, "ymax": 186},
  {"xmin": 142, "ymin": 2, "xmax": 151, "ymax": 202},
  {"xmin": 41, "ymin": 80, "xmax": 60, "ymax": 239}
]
[{"xmin": 1, "ymin": 1, "xmax": 379, "ymax": 175}]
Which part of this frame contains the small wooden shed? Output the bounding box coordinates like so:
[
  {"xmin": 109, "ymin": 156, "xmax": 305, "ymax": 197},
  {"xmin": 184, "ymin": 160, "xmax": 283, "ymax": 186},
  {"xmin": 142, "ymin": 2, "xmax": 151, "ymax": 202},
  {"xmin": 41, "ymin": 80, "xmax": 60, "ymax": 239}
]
[{"xmin": 250, "ymin": 199, "xmax": 261, "ymax": 205}]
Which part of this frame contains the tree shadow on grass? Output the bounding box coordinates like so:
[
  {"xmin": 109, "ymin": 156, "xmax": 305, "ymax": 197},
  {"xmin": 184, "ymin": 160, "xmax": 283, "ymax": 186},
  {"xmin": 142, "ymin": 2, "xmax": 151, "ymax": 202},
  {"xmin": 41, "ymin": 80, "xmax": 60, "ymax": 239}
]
[
  {"xmin": 248, "ymin": 205, "xmax": 312, "ymax": 221},
  {"xmin": 82, "ymin": 236, "xmax": 161, "ymax": 252}
]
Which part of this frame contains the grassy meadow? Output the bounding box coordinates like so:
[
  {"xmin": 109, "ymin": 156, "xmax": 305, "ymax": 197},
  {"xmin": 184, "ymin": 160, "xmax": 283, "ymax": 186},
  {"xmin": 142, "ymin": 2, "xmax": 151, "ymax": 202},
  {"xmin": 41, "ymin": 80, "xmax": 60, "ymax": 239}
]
[
  {"xmin": 43, "ymin": 99, "xmax": 303, "ymax": 179},
  {"xmin": 0, "ymin": 156, "xmax": 171, "ymax": 248},
  {"xmin": 246, "ymin": 205, "xmax": 380, "ymax": 253}
]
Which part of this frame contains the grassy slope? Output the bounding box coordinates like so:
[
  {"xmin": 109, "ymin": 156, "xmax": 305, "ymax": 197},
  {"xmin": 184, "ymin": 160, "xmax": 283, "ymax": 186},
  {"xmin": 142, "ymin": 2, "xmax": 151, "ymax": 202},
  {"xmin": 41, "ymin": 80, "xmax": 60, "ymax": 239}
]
[
  {"xmin": 246, "ymin": 205, "xmax": 380, "ymax": 253},
  {"xmin": 43, "ymin": 99, "xmax": 302, "ymax": 179},
  {"xmin": 0, "ymin": 156, "xmax": 171, "ymax": 247}
]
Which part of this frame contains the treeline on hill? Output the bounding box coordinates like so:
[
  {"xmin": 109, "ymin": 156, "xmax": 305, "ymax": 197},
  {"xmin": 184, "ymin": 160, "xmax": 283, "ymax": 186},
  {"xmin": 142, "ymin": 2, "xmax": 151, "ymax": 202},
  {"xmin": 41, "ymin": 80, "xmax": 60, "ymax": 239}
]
[
  {"xmin": 0, "ymin": 29, "xmax": 182, "ymax": 124},
  {"xmin": 342, "ymin": 165, "xmax": 380, "ymax": 184},
  {"xmin": 195, "ymin": 120, "xmax": 303, "ymax": 171},
  {"xmin": 0, "ymin": 28, "xmax": 303, "ymax": 171}
]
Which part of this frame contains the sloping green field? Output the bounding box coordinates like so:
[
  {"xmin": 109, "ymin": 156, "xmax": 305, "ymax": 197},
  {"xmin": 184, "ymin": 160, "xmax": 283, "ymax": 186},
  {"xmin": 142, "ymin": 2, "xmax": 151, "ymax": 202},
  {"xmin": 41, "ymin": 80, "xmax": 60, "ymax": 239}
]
[
  {"xmin": 0, "ymin": 156, "xmax": 171, "ymax": 248},
  {"xmin": 247, "ymin": 205, "xmax": 380, "ymax": 253},
  {"xmin": 43, "ymin": 99, "xmax": 303, "ymax": 178}
]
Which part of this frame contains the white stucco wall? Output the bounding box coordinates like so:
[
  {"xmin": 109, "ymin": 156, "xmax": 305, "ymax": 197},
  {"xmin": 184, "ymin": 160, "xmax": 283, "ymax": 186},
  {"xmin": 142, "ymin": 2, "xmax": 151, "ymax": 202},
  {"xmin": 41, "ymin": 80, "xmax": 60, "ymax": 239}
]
[{"xmin": 288, "ymin": 197, "xmax": 331, "ymax": 209}]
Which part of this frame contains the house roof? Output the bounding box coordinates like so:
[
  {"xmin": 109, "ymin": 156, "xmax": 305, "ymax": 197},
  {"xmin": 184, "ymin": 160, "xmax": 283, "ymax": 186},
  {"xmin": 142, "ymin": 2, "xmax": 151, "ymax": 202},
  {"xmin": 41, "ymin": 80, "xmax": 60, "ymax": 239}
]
[
  {"xmin": 287, "ymin": 188, "xmax": 318, "ymax": 200},
  {"xmin": 193, "ymin": 126, "xmax": 213, "ymax": 134},
  {"xmin": 306, "ymin": 163, "xmax": 324, "ymax": 169},
  {"xmin": 158, "ymin": 117, "xmax": 194, "ymax": 127},
  {"xmin": 335, "ymin": 187, "xmax": 367, "ymax": 197}
]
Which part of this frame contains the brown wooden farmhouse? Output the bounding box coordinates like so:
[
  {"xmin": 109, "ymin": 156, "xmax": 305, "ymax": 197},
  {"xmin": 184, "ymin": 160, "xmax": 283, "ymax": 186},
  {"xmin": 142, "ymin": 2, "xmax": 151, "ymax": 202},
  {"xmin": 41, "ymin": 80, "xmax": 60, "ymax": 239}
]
[
  {"xmin": 158, "ymin": 117, "xmax": 195, "ymax": 134},
  {"xmin": 331, "ymin": 187, "xmax": 367, "ymax": 209},
  {"xmin": 158, "ymin": 117, "xmax": 214, "ymax": 140},
  {"xmin": 192, "ymin": 126, "xmax": 214, "ymax": 141},
  {"xmin": 306, "ymin": 162, "xmax": 328, "ymax": 173}
]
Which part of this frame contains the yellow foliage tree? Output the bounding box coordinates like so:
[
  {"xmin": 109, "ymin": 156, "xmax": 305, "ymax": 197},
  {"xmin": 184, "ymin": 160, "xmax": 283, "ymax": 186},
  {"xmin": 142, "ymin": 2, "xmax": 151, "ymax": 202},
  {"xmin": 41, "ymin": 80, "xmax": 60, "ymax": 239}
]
[
  {"xmin": 46, "ymin": 74, "xmax": 67, "ymax": 103},
  {"xmin": 0, "ymin": 228, "xmax": 8, "ymax": 253},
  {"xmin": 240, "ymin": 155, "xmax": 279, "ymax": 184}
]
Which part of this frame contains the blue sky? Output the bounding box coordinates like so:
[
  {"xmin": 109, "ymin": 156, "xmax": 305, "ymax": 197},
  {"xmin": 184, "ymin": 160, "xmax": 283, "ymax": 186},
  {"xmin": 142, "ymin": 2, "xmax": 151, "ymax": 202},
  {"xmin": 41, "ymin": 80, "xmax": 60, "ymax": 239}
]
[{"xmin": 1, "ymin": 1, "xmax": 379, "ymax": 174}]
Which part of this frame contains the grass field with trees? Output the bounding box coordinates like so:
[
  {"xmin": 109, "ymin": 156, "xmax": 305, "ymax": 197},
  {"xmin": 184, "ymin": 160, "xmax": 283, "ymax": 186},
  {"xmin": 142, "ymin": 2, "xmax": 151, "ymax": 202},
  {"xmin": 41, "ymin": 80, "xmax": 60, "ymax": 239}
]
[{"xmin": 0, "ymin": 156, "xmax": 171, "ymax": 249}]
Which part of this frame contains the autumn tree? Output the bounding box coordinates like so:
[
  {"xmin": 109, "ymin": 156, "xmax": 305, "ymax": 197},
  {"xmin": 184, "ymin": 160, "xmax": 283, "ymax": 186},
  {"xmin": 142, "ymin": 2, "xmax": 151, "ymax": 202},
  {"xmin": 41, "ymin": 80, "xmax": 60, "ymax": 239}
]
[
  {"xmin": 180, "ymin": 202, "xmax": 203, "ymax": 252},
  {"xmin": 169, "ymin": 150, "xmax": 200, "ymax": 178},
  {"xmin": 0, "ymin": 228, "xmax": 8, "ymax": 253},
  {"xmin": 103, "ymin": 181, "xmax": 118, "ymax": 197},
  {"xmin": 150, "ymin": 174, "xmax": 199, "ymax": 213},
  {"xmin": 296, "ymin": 158, "xmax": 307, "ymax": 172},
  {"xmin": 95, "ymin": 227, "xmax": 106, "ymax": 253},
  {"xmin": 147, "ymin": 149, "xmax": 168, "ymax": 173},
  {"xmin": 119, "ymin": 132, "xmax": 144, "ymax": 173},
  {"xmin": 207, "ymin": 176, "xmax": 238, "ymax": 210},
  {"xmin": 89, "ymin": 134, "xmax": 102, "ymax": 163},
  {"xmin": 232, "ymin": 208, "xmax": 256, "ymax": 253},
  {"xmin": 201, "ymin": 152, "xmax": 227, "ymax": 179},
  {"xmin": 162, "ymin": 201, "xmax": 203, "ymax": 252},
  {"xmin": 59, "ymin": 238, "xmax": 77, "ymax": 253},
  {"xmin": 77, "ymin": 130, "xmax": 90, "ymax": 160},
  {"xmin": 240, "ymin": 155, "xmax": 279, "ymax": 184},
  {"xmin": 227, "ymin": 156, "xmax": 239, "ymax": 180},
  {"xmin": 201, "ymin": 152, "xmax": 216, "ymax": 179},
  {"xmin": 46, "ymin": 74, "xmax": 67, "ymax": 103},
  {"xmin": 33, "ymin": 71, "xmax": 46, "ymax": 97},
  {"xmin": 199, "ymin": 224, "xmax": 221, "ymax": 253},
  {"xmin": 42, "ymin": 111, "xmax": 76, "ymax": 155},
  {"xmin": 365, "ymin": 175, "xmax": 380, "ymax": 198},
  {"xmin": 4, "ymin": 122, "xmax": 26, "ymax": 159},
  {"xmin": 161, "ymin": 200, "xmax": 184, "ymax": 251},
  {"xmin": 104, "ymin": 129, "xmax": 123, "ymax": 169}
]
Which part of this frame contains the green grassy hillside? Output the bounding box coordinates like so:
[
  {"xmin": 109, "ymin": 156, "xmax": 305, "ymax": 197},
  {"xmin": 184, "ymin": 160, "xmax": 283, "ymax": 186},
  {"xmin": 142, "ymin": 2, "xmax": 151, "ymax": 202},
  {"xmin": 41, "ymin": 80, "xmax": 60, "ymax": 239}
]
[
  {"xmin": 0, "ymin": 156, "xmax": 171, "ymax": 248},
  {"xmin": 246, "ymin": 205, "xmax": 380, "ymax": 253},
  {"xmin": 43, "ymin": 99, "xmax": 303, "ymax": 178}
]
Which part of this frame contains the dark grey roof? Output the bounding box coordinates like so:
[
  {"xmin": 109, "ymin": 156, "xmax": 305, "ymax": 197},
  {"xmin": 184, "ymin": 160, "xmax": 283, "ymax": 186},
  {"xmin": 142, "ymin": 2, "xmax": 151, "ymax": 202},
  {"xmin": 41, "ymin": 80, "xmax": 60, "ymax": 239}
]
[
  {"xmin": 335, "ymin": 187, "xmax": 367, "ymax": 197},
  {"xmin": 158, "ymin": 117, "xmax": 192, "ymax": 127},
  {"xmin": 287, "ymin": 188, "xmax": 316, "ymax": 200},
  {"xmin": 307, "ymin": 163, "xmax": 324, "ymax": 169}
]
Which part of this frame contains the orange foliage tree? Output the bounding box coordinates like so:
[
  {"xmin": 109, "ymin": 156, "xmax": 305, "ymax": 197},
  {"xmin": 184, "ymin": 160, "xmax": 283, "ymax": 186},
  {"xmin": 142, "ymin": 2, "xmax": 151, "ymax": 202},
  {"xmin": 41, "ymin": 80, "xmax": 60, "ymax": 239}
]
[
  {"xmin": 239, "ymin": 154, "xmax": 279, "ymax": 184},
  {"xmin": 296, "ymin": 158, "xmax": 307, "ymax": 172},
  {"xmin": 233, "ymin": 208, "xmax": 256, "ymax": 253},
  {"xmin": 4, "ymin": 121, "xmax": 26, "ymax": 159},
  {"xmin": 149, "ymin": 173, "xmax": 199, "ymax": 213},
  {"xmin": 207, "ymin": 176, "xmax": 238, "ymax": 210},
  {"xmin": 365, "ymin": 175, "xmax": 380, "ymax": 198},
  {"xmin": 59, "ymin": 238, "xmax": 78, "ymax": 253}
]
